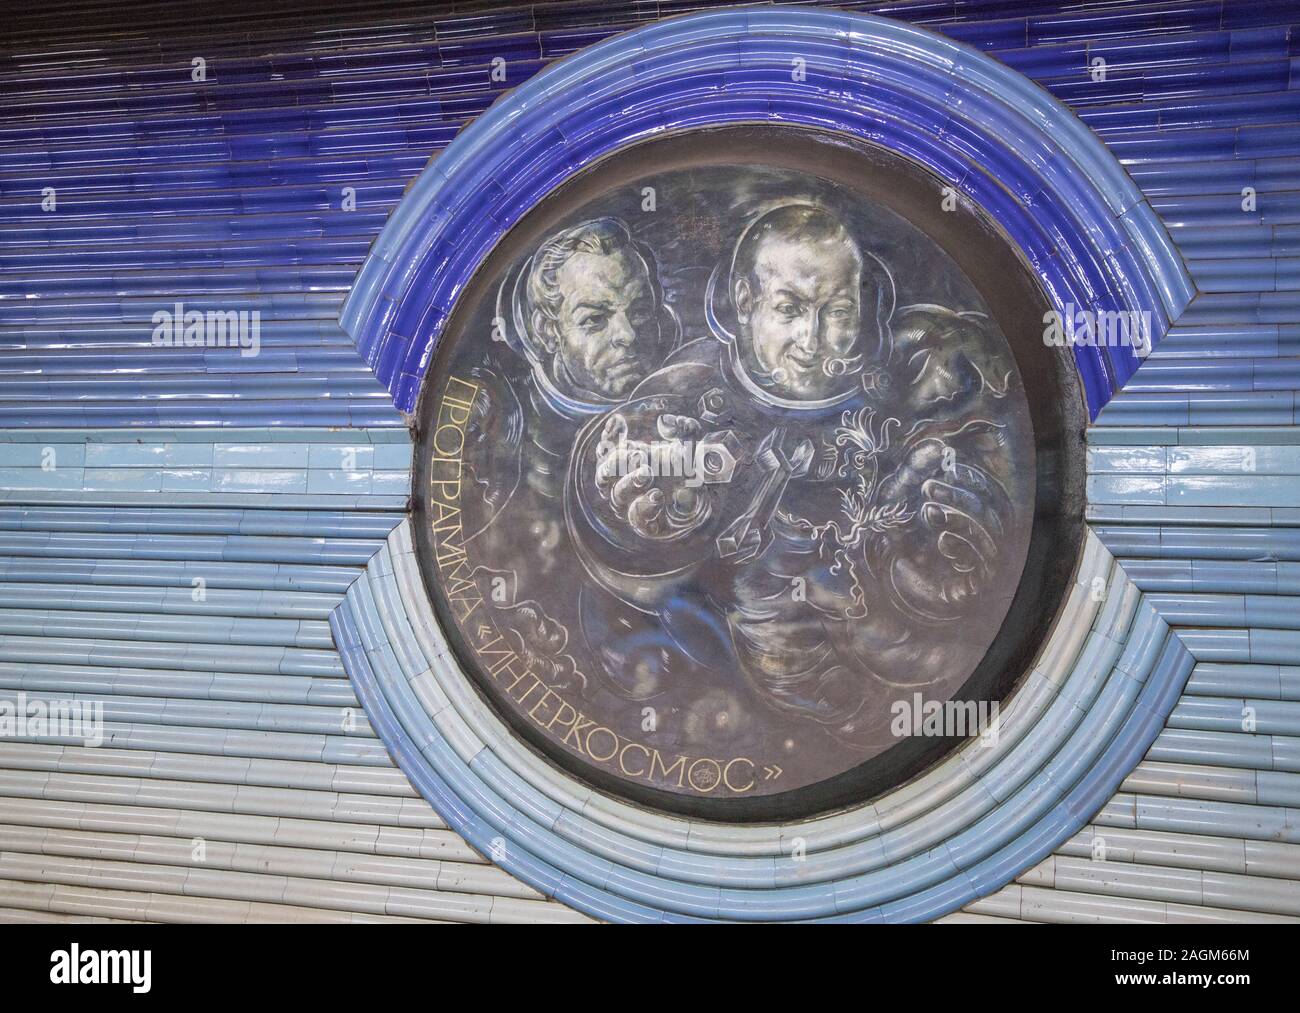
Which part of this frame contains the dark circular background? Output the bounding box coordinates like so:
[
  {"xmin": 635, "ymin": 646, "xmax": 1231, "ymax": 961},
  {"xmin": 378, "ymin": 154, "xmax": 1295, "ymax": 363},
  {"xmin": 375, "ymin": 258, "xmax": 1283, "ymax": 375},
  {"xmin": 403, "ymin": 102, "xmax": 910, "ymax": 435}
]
[{"xmin": 412, "ymin": 125, "xmax": 1086, "ymax": 822}]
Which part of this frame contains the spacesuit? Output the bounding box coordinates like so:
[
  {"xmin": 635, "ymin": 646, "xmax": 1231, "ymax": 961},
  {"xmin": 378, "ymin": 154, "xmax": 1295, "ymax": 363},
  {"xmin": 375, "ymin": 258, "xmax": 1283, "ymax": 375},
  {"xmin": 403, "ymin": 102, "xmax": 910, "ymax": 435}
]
[
  {"xmin": 565, "ymin": 205, "xmax": 1026, "ymax": 750},
  {"xmin": 444, "ymin": 217, "xmax": 685, "ymax": 698}
]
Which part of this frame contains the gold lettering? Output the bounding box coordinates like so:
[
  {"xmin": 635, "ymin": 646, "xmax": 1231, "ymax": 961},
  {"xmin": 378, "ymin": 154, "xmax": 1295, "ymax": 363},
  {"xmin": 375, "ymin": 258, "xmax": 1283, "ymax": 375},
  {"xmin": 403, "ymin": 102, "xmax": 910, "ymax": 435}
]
[
  {"xmin": 723, "ymin": 757, "xmax": 756, "ymax": 793},
  {"xmin": 586, "ymin": 725, "xmax": 619, "ymax": 763},
  {"xmin": 619, "ymin": 742, "xmax": 650, "ymax": 777},
  {"xmin": 649, "ymin": 750, "xmax": 688, "ymax": 789},
  {"xmin": 561, "ymin": 714, "xmax": 596, "ymax": 752},
  {"xmin": 427, "ymin": 376, "xmax": 772, "ymax": 797}
]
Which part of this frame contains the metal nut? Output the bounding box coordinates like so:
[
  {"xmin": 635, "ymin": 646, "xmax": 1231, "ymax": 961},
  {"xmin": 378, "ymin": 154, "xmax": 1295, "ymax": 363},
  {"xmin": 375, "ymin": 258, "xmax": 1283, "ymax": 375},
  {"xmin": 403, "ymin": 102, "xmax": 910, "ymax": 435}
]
[
  {"xmin": 696, "ymin": 429, "xmax": 740, "ymax": 485},
  {"xmin": 698, "ymin": 387, "xmax": 727, "ymax": 424}
]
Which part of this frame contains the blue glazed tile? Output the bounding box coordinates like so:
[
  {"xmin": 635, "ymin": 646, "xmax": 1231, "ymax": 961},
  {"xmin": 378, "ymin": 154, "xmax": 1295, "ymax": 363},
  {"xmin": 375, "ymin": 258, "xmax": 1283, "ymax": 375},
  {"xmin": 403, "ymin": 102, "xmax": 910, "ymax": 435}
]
[
  {"xmin": 13, "ymin": 1, "xmax": 1260, "ymax": 925},
  {"xmin": 339, "ymin": 7, "xmax": 1189, "ymax": 431},
  {"xmin": 940, "ymin": 18, "xmax": 1028, "ymax": 51}
]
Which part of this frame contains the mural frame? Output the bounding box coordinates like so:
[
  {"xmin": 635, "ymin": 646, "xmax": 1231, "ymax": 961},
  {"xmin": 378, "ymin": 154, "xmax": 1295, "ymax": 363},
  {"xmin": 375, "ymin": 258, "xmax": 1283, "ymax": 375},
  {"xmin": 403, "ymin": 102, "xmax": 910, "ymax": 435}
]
[
  {"xmin": 336, "ymin": 8, "xmax": 1197, "ymax": 922},
  {"xmin": 408, "ymin": 122, "xmax": 1088, "ymax": 821}
]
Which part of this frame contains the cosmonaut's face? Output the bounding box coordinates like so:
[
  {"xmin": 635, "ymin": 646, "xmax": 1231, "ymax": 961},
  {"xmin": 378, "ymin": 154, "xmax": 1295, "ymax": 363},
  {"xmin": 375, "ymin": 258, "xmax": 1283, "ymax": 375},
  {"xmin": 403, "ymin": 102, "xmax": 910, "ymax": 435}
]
[
  {"xmin": 736, "ymin": 230, "xmax": 863, "ymax": 401},
  {"xmin": 550, "ymin": 248, "xmax": 661, "ymax": 399}
]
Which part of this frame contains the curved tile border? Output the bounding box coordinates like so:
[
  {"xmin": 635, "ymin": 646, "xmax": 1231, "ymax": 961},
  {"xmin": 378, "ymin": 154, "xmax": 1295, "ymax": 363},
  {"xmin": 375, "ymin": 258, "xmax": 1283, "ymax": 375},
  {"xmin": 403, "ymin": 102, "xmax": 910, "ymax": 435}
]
[
  {"xmin": 331, "ymin": 522, "xmax": 1192, "ymax": 921},
  {"xmin": 333, "ymin": 9, "xmax": 1198, "ymax": 921},
  {"xmin": 341, "ymin": 8, "xmax": 1194, "ymax": 417}
]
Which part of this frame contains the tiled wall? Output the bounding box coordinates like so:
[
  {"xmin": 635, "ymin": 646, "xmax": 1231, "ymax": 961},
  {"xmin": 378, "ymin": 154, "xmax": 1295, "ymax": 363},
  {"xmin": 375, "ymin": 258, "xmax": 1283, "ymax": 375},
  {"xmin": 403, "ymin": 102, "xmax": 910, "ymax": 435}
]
[{"xmin": 2, "ymin": 0, "xmax": 1299, "ymax": 922}]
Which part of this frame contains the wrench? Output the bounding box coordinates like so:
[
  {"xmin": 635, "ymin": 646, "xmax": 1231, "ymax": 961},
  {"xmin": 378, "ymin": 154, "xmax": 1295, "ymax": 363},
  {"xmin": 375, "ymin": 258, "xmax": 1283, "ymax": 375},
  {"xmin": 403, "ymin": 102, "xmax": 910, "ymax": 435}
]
[{"xmin": 715, "ymin": 426, "xmax": 814, "ymax": 563}]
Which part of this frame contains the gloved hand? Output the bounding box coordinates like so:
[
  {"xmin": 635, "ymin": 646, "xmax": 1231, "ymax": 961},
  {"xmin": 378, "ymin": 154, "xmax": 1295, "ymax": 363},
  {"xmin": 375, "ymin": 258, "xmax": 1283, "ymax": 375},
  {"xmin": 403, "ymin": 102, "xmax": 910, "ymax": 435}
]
[
  {"xmin": 593, "ymin": 411, "xmax": 712, "ymax": 540},
  {"xmin": 876, "ymin": 438, "xmax": 1013, "ymax": 623}
]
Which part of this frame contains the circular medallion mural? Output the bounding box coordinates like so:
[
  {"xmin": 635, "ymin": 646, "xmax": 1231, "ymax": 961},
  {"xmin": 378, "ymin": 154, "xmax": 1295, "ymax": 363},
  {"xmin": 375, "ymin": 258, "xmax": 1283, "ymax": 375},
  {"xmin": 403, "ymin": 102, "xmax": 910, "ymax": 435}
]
[{"xmin": 414, "ymin": 125, "xmax": 1084, "ymax": 821}]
